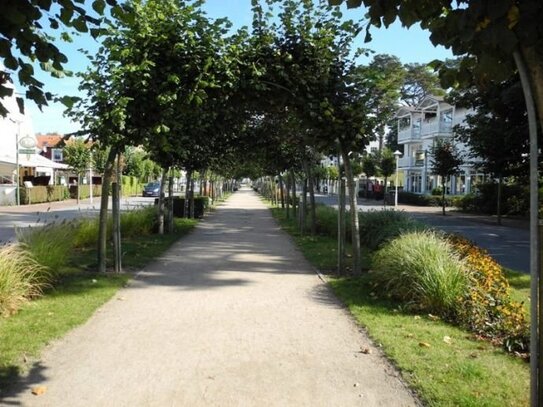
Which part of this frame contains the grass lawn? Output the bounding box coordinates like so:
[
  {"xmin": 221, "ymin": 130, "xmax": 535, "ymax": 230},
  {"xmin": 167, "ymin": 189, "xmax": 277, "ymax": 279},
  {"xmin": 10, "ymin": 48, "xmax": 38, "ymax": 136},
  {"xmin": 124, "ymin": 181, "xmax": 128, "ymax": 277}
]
[
  {"xmin": 270, "ymin": 205, "xmax": 529, "ymax": 407},
  {"xmin": 0, "ymin": 217, "xmax": 198, "ymax": 392}
]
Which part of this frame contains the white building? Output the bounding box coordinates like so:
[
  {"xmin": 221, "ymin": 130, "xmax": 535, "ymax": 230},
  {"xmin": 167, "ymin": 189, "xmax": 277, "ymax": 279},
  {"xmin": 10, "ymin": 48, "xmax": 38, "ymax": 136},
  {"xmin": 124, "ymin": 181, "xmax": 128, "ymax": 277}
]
[
  {"xmin": 396, "ymin": 95, "xmax": 484, "ymax": 195},
  {"xmin": 0, "ymin": 82, "xmax": 68, "ymax": 205}
]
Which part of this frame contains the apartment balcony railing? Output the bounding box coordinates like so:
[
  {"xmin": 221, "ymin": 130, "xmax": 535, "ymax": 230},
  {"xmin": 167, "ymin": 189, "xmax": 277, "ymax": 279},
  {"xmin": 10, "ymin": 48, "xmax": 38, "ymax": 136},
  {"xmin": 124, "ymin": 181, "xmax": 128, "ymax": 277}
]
[
  {"xmin": 420, "ymin": 120, "xmax": 453, "ymax": 137},
  {"xmin": 398, "ymin": 156, "xmax": 415, "ymax": 168},
  {"xmin": 398, "ymin": 128, "xmax": 421, "ymax": 143}
]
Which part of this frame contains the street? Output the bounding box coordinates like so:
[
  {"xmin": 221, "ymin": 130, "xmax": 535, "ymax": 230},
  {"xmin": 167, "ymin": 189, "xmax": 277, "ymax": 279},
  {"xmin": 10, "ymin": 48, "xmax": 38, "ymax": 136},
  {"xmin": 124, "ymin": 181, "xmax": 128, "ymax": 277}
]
[
  {"xmin": 0, "ymin": 196, "xmax": 155, "ymax": 243},
  {"xmin": 314, "ymin": 194, "xmax": 530, "ymax": 274}
]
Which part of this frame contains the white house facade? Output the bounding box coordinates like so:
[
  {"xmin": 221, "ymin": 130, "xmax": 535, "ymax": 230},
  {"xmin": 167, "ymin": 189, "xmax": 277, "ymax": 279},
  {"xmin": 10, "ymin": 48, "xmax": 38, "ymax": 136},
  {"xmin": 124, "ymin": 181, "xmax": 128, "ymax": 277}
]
[
  {"xmin": 0, "ymin": 82, "xmax": 68, "ymax": 205},
  {"xmin": 396, "ymin": 95, "xmax": 484, "ymax": 195}
]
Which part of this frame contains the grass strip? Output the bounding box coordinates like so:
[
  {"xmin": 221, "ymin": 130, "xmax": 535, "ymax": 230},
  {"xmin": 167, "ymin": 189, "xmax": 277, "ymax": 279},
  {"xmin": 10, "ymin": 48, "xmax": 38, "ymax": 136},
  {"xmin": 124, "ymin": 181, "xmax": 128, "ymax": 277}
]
[
  {"xmin": 0, "ymin": 217, "xmax": 198, "ymax": 392},
  {"xmin": 270, "ymin": 205, "xmax": 529, "ymax": 407}
]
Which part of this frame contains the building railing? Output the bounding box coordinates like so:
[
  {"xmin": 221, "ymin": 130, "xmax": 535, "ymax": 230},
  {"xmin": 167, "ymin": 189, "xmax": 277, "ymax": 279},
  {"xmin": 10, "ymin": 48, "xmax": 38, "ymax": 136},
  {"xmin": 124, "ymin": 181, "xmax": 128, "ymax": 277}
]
[
  {"xmin": 420, "ymin": 120, "xmax": 453, "ymax": 137},
  {"xmin": 398, "ymin": 156, "xmax": 416, "ymax": 168},
  {"xmin": 398, "ymin": 128, "xmax": 421, "ymax": 143}
]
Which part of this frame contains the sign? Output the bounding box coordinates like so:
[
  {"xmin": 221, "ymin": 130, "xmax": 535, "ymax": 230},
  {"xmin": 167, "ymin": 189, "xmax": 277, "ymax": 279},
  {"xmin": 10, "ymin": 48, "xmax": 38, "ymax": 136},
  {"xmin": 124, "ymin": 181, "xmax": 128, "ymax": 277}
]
[
  {"xmin": 19, "ymin": 148, "xmax": 35, "ymax": 154},
  {"xmin": 19, "ymin": 136, "xmax": 37, "ymax": 149}
]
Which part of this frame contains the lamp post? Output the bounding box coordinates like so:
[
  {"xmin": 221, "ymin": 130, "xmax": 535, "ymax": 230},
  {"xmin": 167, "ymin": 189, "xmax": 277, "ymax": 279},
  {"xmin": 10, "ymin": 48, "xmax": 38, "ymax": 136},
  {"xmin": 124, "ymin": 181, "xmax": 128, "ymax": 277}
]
[{"xmin": 393, "ymin": 150, "xmax": 402, "ymax": 208}]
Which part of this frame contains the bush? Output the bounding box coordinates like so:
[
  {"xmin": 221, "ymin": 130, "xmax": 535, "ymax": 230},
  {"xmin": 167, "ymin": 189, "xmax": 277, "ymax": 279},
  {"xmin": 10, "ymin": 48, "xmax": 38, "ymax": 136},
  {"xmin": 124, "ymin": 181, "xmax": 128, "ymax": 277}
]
[
  {"xmin": 16, "ymin": 221, "xmax": 76, "ymax": 277},
  {"xmin": 452, "ymin": 182, "xmax": 537, "ymax": 217},
  {"xmin": 398, "ymin": 191, "xmax": 453, "ymax": 207},
  {"xmin": 159, "ymin": 196, "xmax": 209, "ymax": 218},
  {"xmin": 447, "ymin": 234, "xmax": 529, "ymax": 349},
  {"xmin": 69, "ymin": 185, "xmax": 102, "ymax": 200},
  {"xmin": 358, "ymin": 210, "xmax": 426, "ymax": 250},
  {"xmin": 120, "ymin": 206, "xmax": 156, "ymax": 237},
  {"xmin": 73, "ymin": 218, "xmax": 100, "ymax": 248},
  {"xmin": 20, "ymin": 185, "xmax": 69, "ymax": 204},
  {"xmin": 373, "ymin": 230, "xmax": 468, "ymax": 316},
  {"xmin": 0, "ymin": 243, "xmax": 49, "ymax": 316},
  {"xmin": 313, "ymin": 204, "xmax": 340, "ymax": 237}
]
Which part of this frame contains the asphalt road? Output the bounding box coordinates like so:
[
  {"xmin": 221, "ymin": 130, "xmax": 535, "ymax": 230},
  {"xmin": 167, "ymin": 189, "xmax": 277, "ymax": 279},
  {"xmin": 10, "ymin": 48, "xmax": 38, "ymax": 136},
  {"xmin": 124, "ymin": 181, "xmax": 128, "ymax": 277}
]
[
  {"xmin": 0, "ymin": 196, "xmax": 156, "ymax": 243},
  {"xmin": 314, "ymin": 194, "xmax": 530, "ymax": 274}
]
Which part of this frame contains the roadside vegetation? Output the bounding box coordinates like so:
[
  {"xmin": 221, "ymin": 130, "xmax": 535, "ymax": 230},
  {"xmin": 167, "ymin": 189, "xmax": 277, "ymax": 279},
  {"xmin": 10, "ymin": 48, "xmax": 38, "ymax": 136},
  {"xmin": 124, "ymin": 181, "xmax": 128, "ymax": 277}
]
[
  {"xmin": 269, "ymin": 203, "xmax": 529, "ymax": 406},
  {"xmin": 0, "ymin": 207, "xmax": 199, "ymax": 391}
]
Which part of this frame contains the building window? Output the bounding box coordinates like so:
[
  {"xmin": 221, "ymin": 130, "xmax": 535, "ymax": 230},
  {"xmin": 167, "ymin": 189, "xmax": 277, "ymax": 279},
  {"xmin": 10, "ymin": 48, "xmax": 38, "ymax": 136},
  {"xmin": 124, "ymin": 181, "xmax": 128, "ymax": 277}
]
[{"xmin": 52, "ymin": 148, "xmax": 63, "ymax": 162}]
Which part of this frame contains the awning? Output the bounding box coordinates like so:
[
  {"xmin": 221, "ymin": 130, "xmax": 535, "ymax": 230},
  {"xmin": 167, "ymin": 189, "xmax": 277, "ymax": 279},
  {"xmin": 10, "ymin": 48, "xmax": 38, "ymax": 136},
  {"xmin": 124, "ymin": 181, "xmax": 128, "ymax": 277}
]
[{"xmin": 0, "ymin": 154, "xmax": 69, "ymax": 170}]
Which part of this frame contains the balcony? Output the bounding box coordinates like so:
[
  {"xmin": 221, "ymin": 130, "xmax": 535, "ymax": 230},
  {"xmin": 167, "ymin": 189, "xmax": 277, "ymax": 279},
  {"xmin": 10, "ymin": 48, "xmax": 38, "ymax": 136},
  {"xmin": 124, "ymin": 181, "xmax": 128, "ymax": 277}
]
[
  {"xmin": 398, "ymin": 156, "xmax": 415, "ymax": 168},
  {"xmin": 420, "ymin": 120, "xmax": 453, "ymax": 138},
  {"xmin": 398, "ymin": 127, "xmax": 421, "ymax": 143}
]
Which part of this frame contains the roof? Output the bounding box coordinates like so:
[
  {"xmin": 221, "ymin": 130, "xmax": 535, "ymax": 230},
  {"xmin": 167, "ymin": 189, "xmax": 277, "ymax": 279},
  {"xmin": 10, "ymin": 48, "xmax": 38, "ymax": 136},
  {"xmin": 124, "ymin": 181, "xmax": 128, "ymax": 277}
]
[
  {"xmin": 0, "ymin": 153, "xmax": 69, "ymax": 169},
  {"xmin": 36, "ymin": 133, "xmax": 64, "ymax": 149}
]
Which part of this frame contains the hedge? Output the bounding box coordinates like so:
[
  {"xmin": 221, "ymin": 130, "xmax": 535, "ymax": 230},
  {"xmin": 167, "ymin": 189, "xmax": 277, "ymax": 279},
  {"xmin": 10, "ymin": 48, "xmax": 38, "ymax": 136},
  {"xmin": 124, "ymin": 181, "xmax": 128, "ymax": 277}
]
[
  {"xmin": 69, "ymin": 185, "xmax": 102, "ymax": 200},
  {"xmin": 157, "ymin": 196, "xmax": 209, "ymax": 218},
  {"xmin": 20, "ymin": 186, "xmax": 69, "ymax": 204},
  {"xmin": 397, "ymin": 191, "xmax": 454, "ymax": 207}
]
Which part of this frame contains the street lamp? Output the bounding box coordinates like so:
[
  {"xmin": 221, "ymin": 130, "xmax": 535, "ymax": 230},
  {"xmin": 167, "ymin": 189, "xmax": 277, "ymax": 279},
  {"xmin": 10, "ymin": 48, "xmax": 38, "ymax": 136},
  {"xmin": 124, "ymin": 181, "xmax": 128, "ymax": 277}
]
[{"xmin": 393, "ymin": 150, "xmax": 403, "ymax": 208}]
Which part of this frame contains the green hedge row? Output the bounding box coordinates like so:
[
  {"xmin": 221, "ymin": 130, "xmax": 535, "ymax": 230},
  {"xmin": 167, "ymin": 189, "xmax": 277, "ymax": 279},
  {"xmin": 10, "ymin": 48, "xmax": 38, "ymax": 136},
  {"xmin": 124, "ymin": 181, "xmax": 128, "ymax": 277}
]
[
  {"xmin": 20, "ymin": 186, "xmax": 69, "ymax": 204},
  {"xmin": 69, "ymin": 185, "xmax": 102, "ymax": 200}
]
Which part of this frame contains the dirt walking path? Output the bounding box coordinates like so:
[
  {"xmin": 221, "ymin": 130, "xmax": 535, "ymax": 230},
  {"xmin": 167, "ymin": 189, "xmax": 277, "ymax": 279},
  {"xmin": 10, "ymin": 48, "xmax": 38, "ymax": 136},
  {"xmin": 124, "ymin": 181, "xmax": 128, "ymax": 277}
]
[{"xmin": 4, "ymin": 188, "xmax": 418, "ymax": 406}]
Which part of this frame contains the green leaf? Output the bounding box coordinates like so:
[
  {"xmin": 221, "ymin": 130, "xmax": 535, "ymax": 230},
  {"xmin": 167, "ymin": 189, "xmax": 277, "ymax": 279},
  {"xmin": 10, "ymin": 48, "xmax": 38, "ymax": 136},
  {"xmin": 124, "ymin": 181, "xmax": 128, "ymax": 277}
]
[
  {"xmin": 72, "ymin": 16, "xmax": 88, "ymax": 33},
  {"xmin": 92, "ymin": 0, "xmax": 106, "ymax": 15},
  {"xmin": 4, "ymin": 56, "xmax": 18, "ymax": 70}
]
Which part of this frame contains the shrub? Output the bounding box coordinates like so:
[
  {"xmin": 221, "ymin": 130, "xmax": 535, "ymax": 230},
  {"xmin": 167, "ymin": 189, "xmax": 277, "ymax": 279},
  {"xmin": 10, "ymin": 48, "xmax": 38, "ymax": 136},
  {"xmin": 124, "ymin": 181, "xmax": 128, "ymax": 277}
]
[
  {"xmin": 313, "ymin": 204, "xmax": 339, "ymax": 237},
  {"xmin": 358, "ymin": 210, "xmax": 426, "ymax": 250},
  {"xmin": 0, "ymin": 243, "xmax": 49, "ymax": 316},
  {"xmin": 373, "ymin": 230, "xmax": 468, "ymax": 316},
  {"xmin": 447, "ymin": 234, "xmax": 529, "ymax": 349},
  {"xmin": 16, "ymin": 221, "xmax": 76, "ymax": 277},
  {"xmin": 69, "ymin": 185, "xmax": 102, "ymax": 200},
  {"xmin": 398, "ymin": 191, "xmax": 454, "ymax": 207},
  {"xmin": 120, "ymin": 206, "xmax": 156, "ymax": 237},
  {"xmin": 20, "ymin": 186, "xmax": 69, "ymax": 204},
  {"xmin": 73, "ymin": 217, "xmax": 100, "ymax": 248}
]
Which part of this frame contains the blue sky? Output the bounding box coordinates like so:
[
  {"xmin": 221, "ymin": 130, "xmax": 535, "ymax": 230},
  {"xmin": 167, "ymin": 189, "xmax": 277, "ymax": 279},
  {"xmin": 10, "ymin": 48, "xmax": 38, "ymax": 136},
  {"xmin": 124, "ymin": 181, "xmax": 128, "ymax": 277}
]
[{"xmin": 26, "ymin": 1, "xmax": 452, "ymax": 135}]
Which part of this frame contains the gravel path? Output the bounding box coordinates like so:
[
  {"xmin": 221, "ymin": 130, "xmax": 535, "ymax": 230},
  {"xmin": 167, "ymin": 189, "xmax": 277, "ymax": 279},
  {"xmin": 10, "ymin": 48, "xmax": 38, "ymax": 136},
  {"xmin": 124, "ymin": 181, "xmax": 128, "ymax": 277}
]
[{"xmin": 3, "ymin": 188, "xmax": 418, "ymax": 406}]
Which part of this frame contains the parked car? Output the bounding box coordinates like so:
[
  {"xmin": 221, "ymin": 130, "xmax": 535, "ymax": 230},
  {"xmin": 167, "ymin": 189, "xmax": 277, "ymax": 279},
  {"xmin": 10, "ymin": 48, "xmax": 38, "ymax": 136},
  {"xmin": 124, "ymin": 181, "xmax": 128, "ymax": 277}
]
[{"xmin": 143, "ymin": 182, "xmax": 161, "ymax": 197}]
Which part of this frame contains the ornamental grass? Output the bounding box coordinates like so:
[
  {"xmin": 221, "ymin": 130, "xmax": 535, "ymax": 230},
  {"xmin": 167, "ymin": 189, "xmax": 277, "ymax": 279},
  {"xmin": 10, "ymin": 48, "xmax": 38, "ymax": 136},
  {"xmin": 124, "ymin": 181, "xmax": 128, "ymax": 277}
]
[
  {"xmin": 372, "ymin": 230, "xmax": 468, "ymax": 316},
  {"xmin": 0, "ymin": 243, "xmax": 50, "ymax": 317}
]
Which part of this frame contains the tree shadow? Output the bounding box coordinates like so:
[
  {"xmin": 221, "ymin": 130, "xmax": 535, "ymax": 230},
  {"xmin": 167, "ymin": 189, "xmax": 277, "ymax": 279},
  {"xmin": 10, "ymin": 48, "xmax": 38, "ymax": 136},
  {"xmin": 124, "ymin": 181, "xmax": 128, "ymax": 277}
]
[{"xmin": 0, "ymin": 362, "xmax": 49, "ymax": 405}]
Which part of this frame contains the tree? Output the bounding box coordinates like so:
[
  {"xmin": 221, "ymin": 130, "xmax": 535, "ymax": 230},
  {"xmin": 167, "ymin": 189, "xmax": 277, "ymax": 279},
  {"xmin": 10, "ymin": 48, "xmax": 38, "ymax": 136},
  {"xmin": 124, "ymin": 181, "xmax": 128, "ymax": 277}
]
[
  {"xmin": 63, "ymin": 137, "xmax": 91, "ymax": 204},
  {"xmin": 401, "ymin": 63, "xmax": 444, "ymax": 107},
  {"xmin": 367, "ymin": 55, "xmax": 405, "ymax": 150},
  {"xmin": 430, "ymin": 140, "xmax": 463, "ymax": 216},
  {"xmin": 329, "ymin": 1, "xmax": 542, "ymax": 390},
  {"xmin": 379, "ymin": 148, "xmax": 396, "ymax": 207},
  {"xmin": 362, "ymin": 153, "xmax": 377, "ymax": 198},
  {"xmin": 452, "ymin": 77, "xmax": 533, "ymax": 224},
  {"xmin": 0, "ymin": 0, "xmax": 122, "ymax": 116}
]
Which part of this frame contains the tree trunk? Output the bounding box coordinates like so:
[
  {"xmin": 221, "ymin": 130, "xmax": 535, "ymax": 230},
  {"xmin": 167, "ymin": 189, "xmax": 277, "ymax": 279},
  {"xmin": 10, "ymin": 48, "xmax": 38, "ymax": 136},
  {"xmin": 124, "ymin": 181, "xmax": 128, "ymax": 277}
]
[
  {"xmin": 290, "ymin": 170, "xmax": 297, "ymax": 218},
  {"xmin": 442, "ymin": 177, "xmax": 447, "ymax": 216},
  {"xmin": 97, "ymin": 147, "xmax": 117, "ymax": 273},
  {"xmin": 279, "ymin": 174, "xmax": 285, "ymax": 209},
  {"xmin": 516, "ymin": 45, "xmax": 542, "ymax": 407},
  {"xmin": 383, "ymin": 176, "xmax": 388, "ymax": 208},
  {"xmin": 157, "ymin": 167, "xmax": 167, "ymax": 235},
  {"xmin": 113, "ymin": 154, "xmax": 122, "ymax": 272},
  {"xmin": 77, "ymin": 174, "xmax": 80, "ymax": 204},
  {"xmin": 285, "ymin": 173, "xmax": 291, "ymax": 220},
  {"xmin": 341, "ymin": 146, "xmax": 362, "ymax": 275},
  {"xmin": 300, "ymin": 177, "xmax": 307, "ymax": 235},
  {"xmin": 168, "ymin": 167, "xmax": 174, "ymax": 233},
  {"xmin": 190, "ymin": 177, "xmax": 195, "ymax": 218},
  {"xmin": 184, "ymin": 170, "xmax": 192, "ymax": 219},
  {"xmin": 497, "ymin": 174, "xmax": 503, "ymax": 226},
  {"xmin": 338, "ymin": 174, "xmax": 346, "ymax": 276},
  {"xmin": 304, "ymin": 161, "xmax": 317, "ymax": 235}
]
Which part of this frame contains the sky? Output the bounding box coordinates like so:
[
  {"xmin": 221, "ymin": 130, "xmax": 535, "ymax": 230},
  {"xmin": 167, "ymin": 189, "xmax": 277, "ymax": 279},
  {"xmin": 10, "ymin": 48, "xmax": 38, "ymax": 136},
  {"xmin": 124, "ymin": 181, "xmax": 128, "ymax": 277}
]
[{"xmin": 23, "ymin": 0, "xmax": 453, "ymax": 135}]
